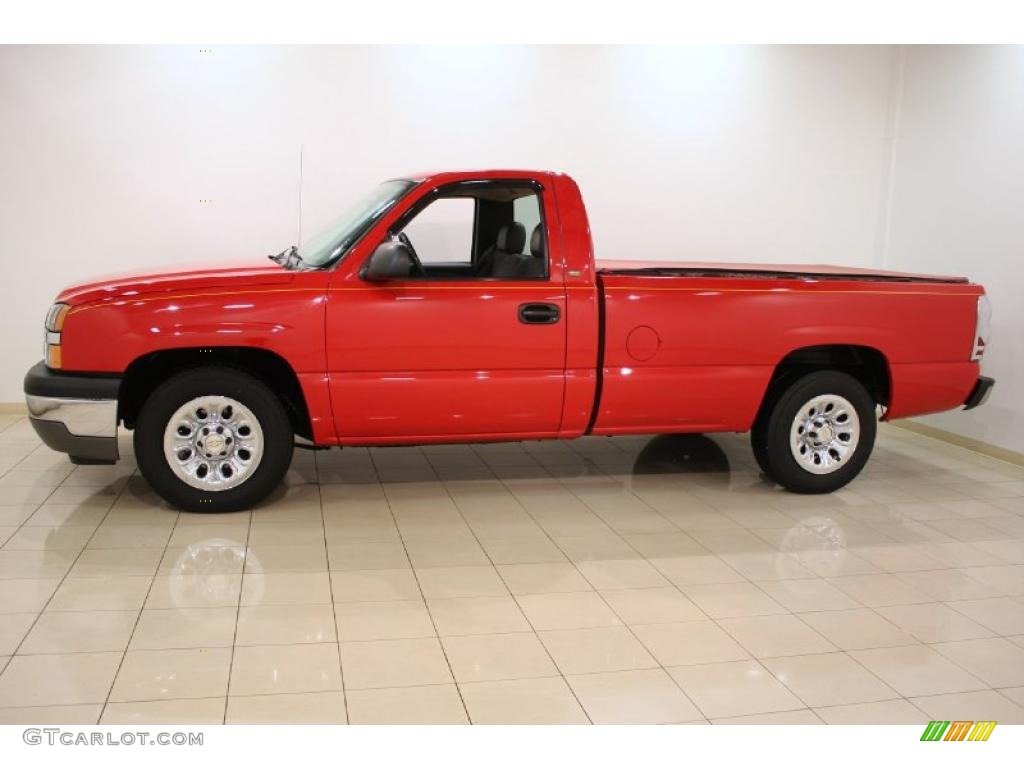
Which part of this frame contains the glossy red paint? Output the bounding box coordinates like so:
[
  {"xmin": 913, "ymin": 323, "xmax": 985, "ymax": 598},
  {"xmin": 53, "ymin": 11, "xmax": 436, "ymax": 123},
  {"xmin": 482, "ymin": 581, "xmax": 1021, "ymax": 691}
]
[
  {"xmin": 593, "ymin": 274, "xmax": 982, "ymax": 433},
  {"xmin": 554, "ymin": 173, "xmax": 602, "ymax": 436},
  {"xmin": 53, "ymin": 169, "xmax": 986, "ymax": 447},
  {"xmin": 60, "ymin": 268, "xmax": 335, "ymax": 443}
]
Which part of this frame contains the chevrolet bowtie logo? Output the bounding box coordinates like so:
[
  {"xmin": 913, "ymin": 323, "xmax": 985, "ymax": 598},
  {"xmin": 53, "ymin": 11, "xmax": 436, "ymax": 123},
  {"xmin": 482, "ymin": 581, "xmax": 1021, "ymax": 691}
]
[{"xmin": 920, "ymin": 720, "xmax": 997, "ymax": 742}]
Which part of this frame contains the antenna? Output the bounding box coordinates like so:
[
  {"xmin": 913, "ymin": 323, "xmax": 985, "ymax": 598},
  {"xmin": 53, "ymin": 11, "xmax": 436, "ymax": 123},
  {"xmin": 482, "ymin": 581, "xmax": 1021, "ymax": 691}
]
[{"xmin": 296, "ymin": 142, "xmax": 304, "ymax": 245}]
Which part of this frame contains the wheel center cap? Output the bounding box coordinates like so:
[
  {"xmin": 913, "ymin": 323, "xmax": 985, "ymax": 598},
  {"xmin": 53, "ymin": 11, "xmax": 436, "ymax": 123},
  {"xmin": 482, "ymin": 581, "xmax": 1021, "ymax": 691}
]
[
  {"xmin": 817, "ymin": 425, "xmax": 834, "ymax": 444},
  {"xmin": 206, "ymin": 434, "xmax": 226, "ymax": 453}
]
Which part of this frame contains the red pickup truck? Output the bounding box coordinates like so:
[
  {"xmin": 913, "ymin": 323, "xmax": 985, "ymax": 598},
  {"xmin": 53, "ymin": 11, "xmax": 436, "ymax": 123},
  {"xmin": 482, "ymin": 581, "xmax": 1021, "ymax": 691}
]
[{"xmin": 25, "ymin": 169, "xmax": 994, "ymax": 512}]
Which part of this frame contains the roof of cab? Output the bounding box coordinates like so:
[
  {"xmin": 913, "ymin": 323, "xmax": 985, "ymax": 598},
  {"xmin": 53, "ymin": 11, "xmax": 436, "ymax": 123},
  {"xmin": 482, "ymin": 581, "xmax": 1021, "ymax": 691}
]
[{"xmin": 394, "ymin": 169, "xmax": 560, "ymax": 183}]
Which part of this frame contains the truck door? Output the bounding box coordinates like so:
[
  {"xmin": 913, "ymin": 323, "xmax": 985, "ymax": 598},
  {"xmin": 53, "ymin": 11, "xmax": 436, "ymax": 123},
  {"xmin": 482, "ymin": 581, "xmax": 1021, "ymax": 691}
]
[{"xmin": 325, "ymin": 178, "xmax": 567, "ymax": 441}]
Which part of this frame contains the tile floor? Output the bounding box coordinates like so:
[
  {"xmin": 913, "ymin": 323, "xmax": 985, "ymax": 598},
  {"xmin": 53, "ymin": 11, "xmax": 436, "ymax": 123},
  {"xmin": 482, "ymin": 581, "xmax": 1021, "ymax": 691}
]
[{"xmin": 1, "ymin": 412, "xmax": 1023, "ymax": 725}]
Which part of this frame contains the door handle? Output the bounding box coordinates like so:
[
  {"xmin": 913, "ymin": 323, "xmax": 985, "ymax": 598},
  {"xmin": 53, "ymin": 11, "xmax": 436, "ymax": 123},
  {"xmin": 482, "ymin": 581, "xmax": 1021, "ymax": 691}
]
[{"xmin": 518, "ymin": 303, "xmax": 561, "ymax": 325}]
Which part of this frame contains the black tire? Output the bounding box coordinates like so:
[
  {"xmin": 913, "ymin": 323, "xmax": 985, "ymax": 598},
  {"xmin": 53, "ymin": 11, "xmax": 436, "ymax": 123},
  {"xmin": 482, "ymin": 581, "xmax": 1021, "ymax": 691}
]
[
  {"xmin": 750, "ymin": 371, "xmax": 796, "ymax": 480},
  {"xmin": 134, "ymin": 366, "xmax": 294, "ymax": 512},
  {"xmin": 762, "ymin": 370, "xmax": 876, "ymax": 494},
  {"xmin": 750, "ymin": 414, "xmax": 774, "ymax": 479}
]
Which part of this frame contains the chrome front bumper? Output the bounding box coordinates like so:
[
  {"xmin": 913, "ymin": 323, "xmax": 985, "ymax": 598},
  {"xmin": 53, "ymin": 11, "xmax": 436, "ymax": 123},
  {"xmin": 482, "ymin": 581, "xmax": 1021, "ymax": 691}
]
[
  {"xmin": 24, "ymin": 362, "xmax": 121, "ymax": 464},
  {"xmin": 26, "ymin": 395, "xmax": 118, "ymax": 438}
]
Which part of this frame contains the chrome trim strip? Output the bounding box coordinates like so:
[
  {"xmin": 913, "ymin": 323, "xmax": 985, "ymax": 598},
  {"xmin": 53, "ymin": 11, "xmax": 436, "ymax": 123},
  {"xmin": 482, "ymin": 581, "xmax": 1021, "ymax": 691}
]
[{"xmin": 25, "ymin": 395, "xmax": 117, "ymax": 439}]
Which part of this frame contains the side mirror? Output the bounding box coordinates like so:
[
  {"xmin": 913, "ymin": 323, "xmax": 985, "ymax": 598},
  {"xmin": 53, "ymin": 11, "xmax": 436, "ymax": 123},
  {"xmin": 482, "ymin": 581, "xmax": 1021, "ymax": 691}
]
[{"xmin": 363, "ymin": 240, "xmax": 414, "ymax": 281}]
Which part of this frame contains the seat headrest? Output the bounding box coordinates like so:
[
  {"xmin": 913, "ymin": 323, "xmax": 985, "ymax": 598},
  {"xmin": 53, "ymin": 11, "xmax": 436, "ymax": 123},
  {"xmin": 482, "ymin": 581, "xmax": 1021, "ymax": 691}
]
[
  {"xmin": 530, "ymin": 224, "xmax": 545, "ymax": 258},
  {"xmin": 496, "ymin": 222, "xmax": 526, "ymax": 254}
]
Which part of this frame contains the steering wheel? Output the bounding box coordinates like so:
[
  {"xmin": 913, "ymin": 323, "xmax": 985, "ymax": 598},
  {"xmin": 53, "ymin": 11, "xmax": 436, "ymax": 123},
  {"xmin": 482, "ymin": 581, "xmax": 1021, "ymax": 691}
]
[{"xmin": 397, "ymin": 231, "xmax": 426, "ymax": 278}]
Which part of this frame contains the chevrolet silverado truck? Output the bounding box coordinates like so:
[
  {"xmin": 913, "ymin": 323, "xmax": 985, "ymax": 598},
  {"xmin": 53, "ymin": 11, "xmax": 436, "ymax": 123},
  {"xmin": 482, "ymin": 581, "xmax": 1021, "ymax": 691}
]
[{"xmin": 24, "ymin": 169, "xmax": 994, "ymax": 512}]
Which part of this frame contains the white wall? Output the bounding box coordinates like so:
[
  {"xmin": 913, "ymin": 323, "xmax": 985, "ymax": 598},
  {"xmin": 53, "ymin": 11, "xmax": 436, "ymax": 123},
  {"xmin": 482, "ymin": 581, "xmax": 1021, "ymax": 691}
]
[
  {"xmin": 0, "ymin": 45, "xmax": 895, "ymax": 404},
  {"xmin": 10, "ymin": 45, "xmax": 1018, "ymax": 456},
  {"xmin": 882, "ymin": 46, "xmax": 1024, "ymax": 453}
]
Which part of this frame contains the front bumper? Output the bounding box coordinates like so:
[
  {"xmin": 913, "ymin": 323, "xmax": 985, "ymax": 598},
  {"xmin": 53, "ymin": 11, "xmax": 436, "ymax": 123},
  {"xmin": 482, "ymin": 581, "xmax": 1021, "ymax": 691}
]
[
  {"xmin": 963, "ymin": 376, "xmax": 995, "ymax": 411},
  {"xmin": 24, "ymin": 361, "xmax": 121, "ymax": 464}
]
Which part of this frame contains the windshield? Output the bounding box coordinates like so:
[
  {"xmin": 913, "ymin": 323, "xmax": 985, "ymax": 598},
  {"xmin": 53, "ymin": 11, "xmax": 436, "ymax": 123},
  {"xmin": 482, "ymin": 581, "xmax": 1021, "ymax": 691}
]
[{"xmin": 298, "ymin": 179, "xmax": 417, "ymax": 268}]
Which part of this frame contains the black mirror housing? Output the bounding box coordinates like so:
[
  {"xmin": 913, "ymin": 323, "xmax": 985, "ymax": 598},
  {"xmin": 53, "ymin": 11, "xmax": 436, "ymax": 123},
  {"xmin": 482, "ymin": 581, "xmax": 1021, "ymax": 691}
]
[{"xmin": 363, "ymin": 240, "xmax": 414, "ymax": 281}]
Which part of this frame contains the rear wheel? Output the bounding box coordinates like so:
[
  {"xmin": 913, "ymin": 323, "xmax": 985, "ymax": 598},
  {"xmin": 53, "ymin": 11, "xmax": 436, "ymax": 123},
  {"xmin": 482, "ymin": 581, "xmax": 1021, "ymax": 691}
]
[
  {"xmin": 134, "ymin": 367, "xmax": 293, "ymax": 512},
  {"xmin": 761, "ymin": 370, "xmax": 876, "ymax": 494}
]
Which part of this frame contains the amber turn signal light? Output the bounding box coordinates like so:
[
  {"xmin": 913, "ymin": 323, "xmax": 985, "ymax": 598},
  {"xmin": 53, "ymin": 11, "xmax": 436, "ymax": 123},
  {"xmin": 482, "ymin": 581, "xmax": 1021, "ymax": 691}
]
[{"xmin": 45, "ymin": 303, "xmax": 71, "ymax": 332}]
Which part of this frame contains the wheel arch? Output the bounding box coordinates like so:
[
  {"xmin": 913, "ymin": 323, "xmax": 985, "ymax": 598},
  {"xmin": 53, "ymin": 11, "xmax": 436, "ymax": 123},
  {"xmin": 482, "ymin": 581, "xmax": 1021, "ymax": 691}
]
[
  {"xmin": 754, "ymin": 344, "xmax": 891, "ymax": 428},
  {"xmin": 118, "ymin": 347, "xmax": 313, "ymax": 439}
]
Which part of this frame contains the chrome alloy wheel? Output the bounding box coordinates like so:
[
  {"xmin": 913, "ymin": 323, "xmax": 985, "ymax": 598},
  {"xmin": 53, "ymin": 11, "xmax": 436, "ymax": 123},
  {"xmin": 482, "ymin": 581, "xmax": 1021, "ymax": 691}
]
[
  {"xmin": 162, "ymin": 395, "xmax": 264, "ymax": 491},
  {"xmin": 789, "ymin": 393, "xmax": 860, "ymax": 475}
]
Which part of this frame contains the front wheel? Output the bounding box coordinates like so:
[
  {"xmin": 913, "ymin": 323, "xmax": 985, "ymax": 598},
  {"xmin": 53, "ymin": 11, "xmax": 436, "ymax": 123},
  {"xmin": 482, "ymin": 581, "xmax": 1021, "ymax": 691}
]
[
  {"xmin": 750, "ymin": 414, "xmax": 774, "ymax": 479},
  {"xmin": 134, "ymin": 367, "xmax": 294, "ymax": 512},
  {"xmin": 761, "ymin": 370, "xmax": 876, "ymax": 494}
]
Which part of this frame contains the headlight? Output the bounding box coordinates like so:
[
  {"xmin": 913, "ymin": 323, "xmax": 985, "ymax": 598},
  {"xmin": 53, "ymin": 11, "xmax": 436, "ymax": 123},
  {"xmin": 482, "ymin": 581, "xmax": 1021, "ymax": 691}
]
[
  {"xmin": 970, "ymin": 295, "xmax": 991, "ymax": 362},
  {"xmin": 44, "ymin": 302, "xmax": 70, "ymax": 368}
]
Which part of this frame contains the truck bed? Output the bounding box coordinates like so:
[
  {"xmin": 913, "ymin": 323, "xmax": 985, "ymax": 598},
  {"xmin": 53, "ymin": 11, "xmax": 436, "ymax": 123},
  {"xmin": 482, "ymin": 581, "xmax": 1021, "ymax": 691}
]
[
  {"xmin": 595, "ymin": 259, "xmax": 969, "ymax": 284},
  {"xmin": 589, "ymin": 263, "xmax": 982, "ymax": 438}
]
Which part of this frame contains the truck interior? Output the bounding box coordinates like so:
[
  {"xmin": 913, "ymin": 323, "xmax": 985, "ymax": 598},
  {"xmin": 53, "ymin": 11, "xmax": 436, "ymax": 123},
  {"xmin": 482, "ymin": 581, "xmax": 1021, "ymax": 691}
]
[{"xmin": 395, "ymin": 182, "xmax": 548, "ymax": 280}]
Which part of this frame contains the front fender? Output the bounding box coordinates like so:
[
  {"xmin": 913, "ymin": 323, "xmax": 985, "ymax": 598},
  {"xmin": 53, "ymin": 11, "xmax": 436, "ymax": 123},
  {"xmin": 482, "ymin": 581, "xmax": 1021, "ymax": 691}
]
[{"xmin": 60, "ymin": 272, "xmax": 330, "ymax": 374}]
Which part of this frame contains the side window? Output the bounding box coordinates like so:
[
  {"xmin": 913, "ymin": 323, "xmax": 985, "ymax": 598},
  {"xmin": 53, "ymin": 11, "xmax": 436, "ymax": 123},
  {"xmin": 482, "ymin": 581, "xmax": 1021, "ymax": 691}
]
[
  {"xmin": 400, "ymin": 197, "xmax": 474, "ymax": 265},
  {"xmin": 391, "ymin": 185, "xmax": 547, "ymax": 280}
]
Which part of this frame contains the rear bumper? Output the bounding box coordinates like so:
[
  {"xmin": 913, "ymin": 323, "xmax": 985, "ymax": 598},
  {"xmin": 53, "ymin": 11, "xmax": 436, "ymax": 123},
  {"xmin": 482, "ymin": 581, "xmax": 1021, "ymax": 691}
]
[
  {"xmin": 963, "ymin": 376, "xmax": 995, "ymax": 411},
  {"xmin": 24, "ymin": 362, "xmax": 121, "ymax": 463}
]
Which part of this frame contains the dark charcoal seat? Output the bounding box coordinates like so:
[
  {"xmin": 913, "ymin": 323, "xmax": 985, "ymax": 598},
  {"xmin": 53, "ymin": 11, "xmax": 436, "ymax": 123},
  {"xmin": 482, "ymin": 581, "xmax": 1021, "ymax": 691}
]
[
  {"xmin": 522, "ymin": 224, "xmax": 545, "ymax": 277},
  {"xmin": 475, "ymin": 222, "xmax": 526, "ymax": 277}
]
